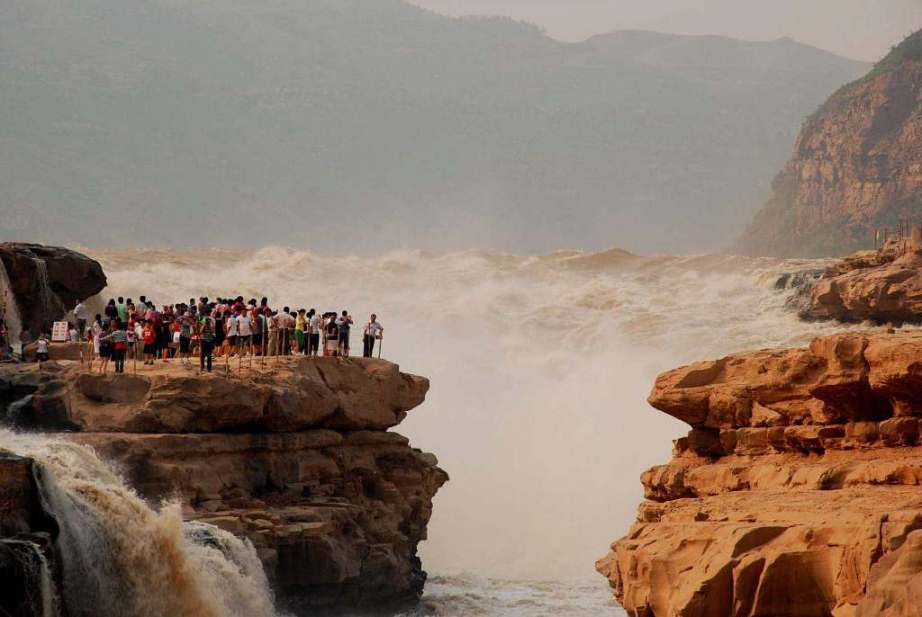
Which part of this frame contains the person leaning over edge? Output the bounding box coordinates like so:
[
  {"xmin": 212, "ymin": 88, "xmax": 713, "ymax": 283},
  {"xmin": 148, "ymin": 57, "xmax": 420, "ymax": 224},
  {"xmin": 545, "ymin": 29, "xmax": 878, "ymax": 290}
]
[{"xmin": 363, "ymin": 314, "xmax": 383, "ymax": 358}]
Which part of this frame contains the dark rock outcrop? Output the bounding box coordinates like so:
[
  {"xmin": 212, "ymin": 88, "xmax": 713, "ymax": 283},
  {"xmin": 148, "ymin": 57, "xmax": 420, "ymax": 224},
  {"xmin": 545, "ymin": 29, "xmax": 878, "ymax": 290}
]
[
  {"xmin": 0, "ymin": 242, "xmax": 107, "ymax": 336},
  {"xmin": 0, "ymin": 453, "xmax": 61, "ymax": 617},
  {"xmin": 734, "ymin": 30, "xmax": 922, "ymax": 257},
  {"xmin": 597, "ymin": 331, "xmax": 922, "ymax": 617}
]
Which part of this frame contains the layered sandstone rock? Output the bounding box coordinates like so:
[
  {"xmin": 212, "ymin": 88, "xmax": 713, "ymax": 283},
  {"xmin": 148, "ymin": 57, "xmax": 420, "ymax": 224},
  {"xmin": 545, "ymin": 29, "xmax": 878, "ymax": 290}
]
[
  {"xmin": 734, "ymin": 31, "xmax": 922, "ymax": 258},
  {"xmin": 799, "ymin": 240, "xmax": 922, "ymax": 324},
  {"xmin": 597, "ymin": 331, "xmax": 922, "ymax": 617},
  {"xmin": 0, "ymin": 357, "xmax": 446, "ymax": 614},
  {"xmin": 0, "ymin": 243, "xmax": 107, "ymax": 335},
  {"xmin": 0, "ymin": 358, "xmax": 428, "ymax": 432}
]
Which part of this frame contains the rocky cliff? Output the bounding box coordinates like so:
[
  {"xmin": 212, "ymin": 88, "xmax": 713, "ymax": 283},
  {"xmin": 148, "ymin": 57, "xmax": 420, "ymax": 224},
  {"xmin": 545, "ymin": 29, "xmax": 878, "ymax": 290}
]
[
  {"xmin": 597, "ymin": 331, "xmax": 922, "ymax": 617},
  {"xmin": 794, "ymin": 238, "xmax": 922, "ymax": 324},
  {"xmin": 0, "ymin": 358, "xmax": 447, "ymax": 615},
  {"xmin": 734, "ymin": 31, "xmax": 922, "ymax": 257},
  {"xmin": 0, "ymin": 242, "xmax": 107, "ymax": 336}
]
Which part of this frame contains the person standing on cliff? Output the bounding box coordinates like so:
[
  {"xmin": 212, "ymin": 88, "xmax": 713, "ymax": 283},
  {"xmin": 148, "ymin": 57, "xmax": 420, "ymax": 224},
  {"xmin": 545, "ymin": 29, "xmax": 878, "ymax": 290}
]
[
  {"xmin": 324, "ymin": 314, "xmax": 340, "ymax": 357},
  {"xmin": 116, "ymin": 297, "xmax": 129, "ymax": 328},
  {"xmin": 337, "ymin": 310, "xmax": 353, "ymax": 357},
  {"xmin": 142, "ymin": 321, "xmax": 157, "ymax": 365},
  {"xmin": 101, "ymin": 323, "xmax": 128, "ymax": 374},
  {"xmin": 104, "ymin": 299, "xmax": 118, "ymax": 324},
  {"xmin": 363, "ymin": 314, "xmax": 383, "ymax": 358},
  {"xmin": 236, "ymin": 307, "xmax": 253, "ymax": 357},
  {"xmin": 199, "ymin": 313, "xmax": 215, "ymax": 372},
  {"xmin": 74, "ymin": 300, "xmax": 88, "ymax": 336},
  {"xmin": 295, "ymin": 309, "xmax": 307, "ymax": 354},
  {"xmin": 280, "ymin": 307, "xmax": 293, "ymax": 355},
  {"xmin": 35, "ymin": 333, "xmax": 50, "ymax": 364},
  {"xmin": 267, "ymin": 310, "xmax": 279, "ymax": 356},
  {"xmin": 223, "ymin": 310, "xmax": 238, "ymax": 357},
  {"xmin": 308, "ymin": 309, "xmax": 321, "ymax": 357}
]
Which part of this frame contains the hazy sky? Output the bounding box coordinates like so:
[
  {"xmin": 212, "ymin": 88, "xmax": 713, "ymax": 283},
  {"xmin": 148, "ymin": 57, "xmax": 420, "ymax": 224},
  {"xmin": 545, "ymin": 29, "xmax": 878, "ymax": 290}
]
[{"xmin": 410, "ymin": 0, "xmax": 922, "ymax": 61}]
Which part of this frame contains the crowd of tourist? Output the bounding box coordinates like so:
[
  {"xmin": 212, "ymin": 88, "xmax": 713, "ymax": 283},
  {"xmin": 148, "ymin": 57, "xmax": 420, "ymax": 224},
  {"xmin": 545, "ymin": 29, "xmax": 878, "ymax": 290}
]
[{"xmin": 4, "ymin": 296, "xmax": 385, "ymax": 373}]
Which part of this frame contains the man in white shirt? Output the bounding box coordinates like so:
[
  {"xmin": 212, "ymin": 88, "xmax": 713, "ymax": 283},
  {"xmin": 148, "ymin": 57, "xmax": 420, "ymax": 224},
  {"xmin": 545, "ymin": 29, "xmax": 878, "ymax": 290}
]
[
  {"xmin": 308, "ymin": 309, "xmax": 321, "ymax": 357},
  {"xmin": 74, "ymin": 301, "xmax": 89, "ymax": 335},
  {"xmin": 363, "ymin": 314, "xmax": 383, "ymax": 358},
  {"xmin": 236, "ymin": 310, "xmax": 253, "ymax": 355},
  {"xmin": 224, "ymin": 312, "xmax": 238, "ymax": 357}
]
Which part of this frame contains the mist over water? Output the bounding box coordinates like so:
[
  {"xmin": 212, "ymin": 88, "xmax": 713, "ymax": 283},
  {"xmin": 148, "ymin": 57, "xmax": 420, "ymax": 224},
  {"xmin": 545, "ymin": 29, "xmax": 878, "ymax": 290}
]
[{"xmin": 83, "ymin": 246, "xmax": 868, "ymax": 610}]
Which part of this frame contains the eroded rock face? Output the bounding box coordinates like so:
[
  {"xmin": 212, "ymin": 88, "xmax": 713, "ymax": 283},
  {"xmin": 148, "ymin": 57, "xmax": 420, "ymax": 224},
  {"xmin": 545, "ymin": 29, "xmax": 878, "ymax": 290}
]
[
  {"xmin": 800, "ymin": 242, "xmax": 922, "ymax": 324},
  {"xmin": 0, "ymin": 357, "xmax": 446, "ymax": 614},
  {"xmin": 0, "ymin": 357, "xmax": 428, "ymax": 432},
  {"xmin": 69, "ymin": 430, "xmax": 447, "ymax": 613},
  {"xmin": 598, "ymin": 331, "xmax": 922, "ymax": 617},
  {"xmin": 0, "ymin": 243, "xmax": 107, "ymax": 335},
  {"xmin": 734, "ymin": 31, "xmax": 922, "ymax": 258}
]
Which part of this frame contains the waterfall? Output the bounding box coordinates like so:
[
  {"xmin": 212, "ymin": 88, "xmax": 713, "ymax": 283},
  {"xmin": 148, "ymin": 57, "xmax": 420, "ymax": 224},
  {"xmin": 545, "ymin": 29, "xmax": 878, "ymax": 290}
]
[
  {"xmin": 1, "ymin": 430, "xmax": 284, "ymax": 617},
  {"xmin": 1, "ymin": 537, "xmax": 59, "ymax": 617},
  {"xmin": 32, "ymin": 259, "xmax": 64, "ymax": 333},
  {"xmin": 0, "ymin": 258, "xmax": 23, "ymax": 346}
]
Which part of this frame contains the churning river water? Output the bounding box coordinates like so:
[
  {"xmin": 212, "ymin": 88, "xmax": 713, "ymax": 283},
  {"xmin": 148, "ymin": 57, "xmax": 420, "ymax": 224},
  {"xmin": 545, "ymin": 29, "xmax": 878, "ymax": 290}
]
[{"xmin": 7, "ymin": 246, "xmax": 876, "ymax": 616}]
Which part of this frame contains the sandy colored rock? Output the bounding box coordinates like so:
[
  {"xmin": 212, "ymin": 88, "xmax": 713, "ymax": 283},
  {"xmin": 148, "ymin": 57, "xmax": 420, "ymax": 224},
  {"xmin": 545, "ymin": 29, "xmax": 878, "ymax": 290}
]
[
  {"xmin": 800, "ymin": 244, "xmax": 922, "ymax": 325},
  {"xmin": 0, "ymin": 356, "xmax": 428, "ymax": 432},
  {"xmin": 599, "ymin": 330, "xmax": 922, "ymax": 617}
]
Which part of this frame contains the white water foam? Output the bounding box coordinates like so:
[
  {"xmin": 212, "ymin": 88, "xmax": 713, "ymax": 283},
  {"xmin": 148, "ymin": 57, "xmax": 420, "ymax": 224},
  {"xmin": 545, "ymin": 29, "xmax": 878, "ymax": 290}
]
[{"xmin": 84, "ymin": 246, "xmax": 877, "ymax": 614}]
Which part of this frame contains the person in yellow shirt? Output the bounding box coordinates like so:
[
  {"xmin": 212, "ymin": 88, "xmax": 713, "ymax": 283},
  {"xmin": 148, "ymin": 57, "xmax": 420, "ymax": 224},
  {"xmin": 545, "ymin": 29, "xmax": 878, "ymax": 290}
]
[{"xmin": 295, "ymin": 309, "xmax": 307, "ymax": 354}]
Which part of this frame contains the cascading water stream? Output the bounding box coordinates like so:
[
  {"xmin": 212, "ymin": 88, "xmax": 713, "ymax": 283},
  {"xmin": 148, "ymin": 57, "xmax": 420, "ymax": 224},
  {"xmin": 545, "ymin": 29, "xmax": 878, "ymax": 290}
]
[
  {"xmin": 0, "ymin": 430, "xmax": 284, "ymax": 617},
  {"xmin": 0, "ymin": 537, "xmax": 59, "ymax": 617},
  {"xmin": 0, "ymin": 258, "xmax": 24, "ymax": 346},
  {"xmin": 32, "ymin": 259, "xmax": 63, "ymax": 333}
]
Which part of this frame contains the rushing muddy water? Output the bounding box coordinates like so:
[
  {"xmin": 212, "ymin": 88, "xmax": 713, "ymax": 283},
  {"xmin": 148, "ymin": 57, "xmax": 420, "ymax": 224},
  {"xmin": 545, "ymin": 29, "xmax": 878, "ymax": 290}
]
[
  {"xmin": 52, "ymin": 246, "xmax": 871, "ymax": 615},
  {"xmin": 0, "ymin": 430, "xmax": 283, "ymax": 617}
]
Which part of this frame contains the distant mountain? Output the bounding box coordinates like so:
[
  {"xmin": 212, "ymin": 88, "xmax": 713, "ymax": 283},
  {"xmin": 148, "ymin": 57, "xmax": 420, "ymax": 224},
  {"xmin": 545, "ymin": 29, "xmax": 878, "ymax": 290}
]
[
  {"xmin": 735, "ymin": 30, "xmax": 922, "ymax": 257},
  {"xmin": 0, "ymin": 0, "xmax": 868, "ymax": 254},
  {"xmin": 637, "ymin": 0, "xmax": 922, "ymax": 62}
]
